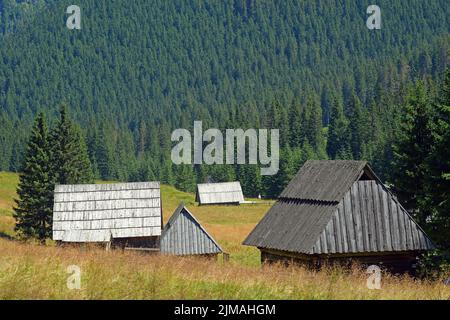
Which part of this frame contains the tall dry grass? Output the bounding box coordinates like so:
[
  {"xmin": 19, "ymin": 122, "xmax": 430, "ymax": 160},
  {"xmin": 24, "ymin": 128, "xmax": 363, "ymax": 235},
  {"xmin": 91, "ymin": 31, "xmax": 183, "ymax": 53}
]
[
  {"xmin": 0, "ymin": 239, "xmax": 448, "ymax": 300},
  {"xmin": 1, "ymin": 172, "xmax": 448, "ymax": 300}
]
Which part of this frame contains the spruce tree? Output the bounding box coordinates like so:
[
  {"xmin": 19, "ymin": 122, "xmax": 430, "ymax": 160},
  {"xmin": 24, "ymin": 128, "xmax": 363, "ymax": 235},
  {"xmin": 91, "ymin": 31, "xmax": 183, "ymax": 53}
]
[
  {"xmin": 289, "ymin": 101, "xmax": 304, "ymax": 148},
  {"xmin": 347, "ymin": 93, "xmax": 366, "ymax": 160},
  {"xmin": 13, "ymin": 113, "xmax": 54, "ymax": 244},
  {"xmin": 174, "ymin": 164, "xmax": 196, "ymax": 193},
  {"xmin": 262, "ymin": 148, "xmax": 296, "ymax": 198},
  {"xmin": 95, "ymin": 128, "xmax": 113, "ymax": 180},
  {"xmin": 238, "ymin": 164, "xmax": 262, "ymax": 197},
  {"xmin": 209, "ymin": 165, "xmax": 236, "ymax": 183},
  {"xmin": 304, "ymin": 95, "xmax": 325, "ymax": 154},
  {"xmin": 426, "ymin": 70, "xmax": 450, "ymax": 249},
  {"xmin": 326, "ymin": 96, "xmax": 351, "ymax": 159},
  {"xmin": 391, "ymin": 82, "xmax": 434, "ymax": 225},
  {"xmin": 161, "ymin": 160, "xmax": 175, "ymax": 185},
  {"xmin": 50, "ymin": 107, "xmax": 93, "ymax": 184}
]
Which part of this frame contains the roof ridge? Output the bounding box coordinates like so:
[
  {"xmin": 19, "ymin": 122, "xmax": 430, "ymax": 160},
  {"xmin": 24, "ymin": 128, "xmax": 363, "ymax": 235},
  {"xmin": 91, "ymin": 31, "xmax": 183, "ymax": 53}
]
[{"xmin": 277, "ymin": 197, "xmax": 339, "ymax": 205}]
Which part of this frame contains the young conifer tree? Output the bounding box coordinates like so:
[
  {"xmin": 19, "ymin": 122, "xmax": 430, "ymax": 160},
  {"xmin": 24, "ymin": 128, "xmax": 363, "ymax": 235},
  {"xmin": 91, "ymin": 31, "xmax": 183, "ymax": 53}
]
[
  {"xmin": 391, "ymin": 82, "xmax": 434, "ymax": 226},
  {"xmin": 326, "ymin": 96, "xmax": 351, "ymax": 159},
  {"xmin": 50, "ymin": 106, "xmax": 93, "ymax": 184},
  {"xmin": 14, "ymin": 113, "xmax": 54, "ymax": 244},
  {"xmin": 426, "ymin": 70, "xmax": 450, "ymax": 249}
]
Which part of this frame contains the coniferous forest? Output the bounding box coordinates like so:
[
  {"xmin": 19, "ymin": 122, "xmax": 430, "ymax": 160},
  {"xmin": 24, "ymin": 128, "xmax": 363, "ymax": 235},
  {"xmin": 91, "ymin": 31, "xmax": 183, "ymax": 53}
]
[{"xmin": 0, "ymin": 1, "xmax": 449, "ymax": 253}]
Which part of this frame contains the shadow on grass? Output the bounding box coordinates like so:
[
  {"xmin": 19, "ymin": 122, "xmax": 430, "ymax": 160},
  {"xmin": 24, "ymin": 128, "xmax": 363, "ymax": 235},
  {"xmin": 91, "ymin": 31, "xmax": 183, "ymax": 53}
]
[{"xmin": 0, "ymin": 231, "xmax": 14, "ymax": 240}]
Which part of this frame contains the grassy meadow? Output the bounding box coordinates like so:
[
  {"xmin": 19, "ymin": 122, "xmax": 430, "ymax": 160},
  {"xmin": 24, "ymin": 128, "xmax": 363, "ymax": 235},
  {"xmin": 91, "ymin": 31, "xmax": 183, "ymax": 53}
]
[{"xmin": 0, "ymin": 172, "xmax": 448, "ymax": 299}]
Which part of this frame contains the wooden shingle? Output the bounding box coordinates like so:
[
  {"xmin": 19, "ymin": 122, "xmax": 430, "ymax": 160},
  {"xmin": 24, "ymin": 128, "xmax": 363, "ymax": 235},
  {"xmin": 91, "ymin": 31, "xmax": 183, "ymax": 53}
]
[
  {"xmin": 196, "ymin": 181, "xmax": 244, "ymax": 205},
  {"xmin": 52, "ymin": 182, "xmax": 162, "ymax": 243}
]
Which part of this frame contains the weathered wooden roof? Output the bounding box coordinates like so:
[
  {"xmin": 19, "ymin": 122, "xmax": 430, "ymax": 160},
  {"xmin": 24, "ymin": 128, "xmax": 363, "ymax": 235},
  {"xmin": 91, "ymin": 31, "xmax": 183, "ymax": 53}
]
[
  {"xmin": 52, "ymin": 182, "xmax": 162, "ymax": 242},
  {"xmin": 280, "ymin": 160, "xmax": 373, "ymax": 202},
  {"xmin": 160, "ymin": 204, "xmax": 222, "ymax": 255},
  {"xmin": 196, "ymin": 181, "xmax": 244, "ymax": 205},
  {"xmin": 310, "ymin": 180, "xmax": 434, "ymax": 254},
  {"xmin": 243, "ymin": 161, "xmax": 434, "ymax": 254}
]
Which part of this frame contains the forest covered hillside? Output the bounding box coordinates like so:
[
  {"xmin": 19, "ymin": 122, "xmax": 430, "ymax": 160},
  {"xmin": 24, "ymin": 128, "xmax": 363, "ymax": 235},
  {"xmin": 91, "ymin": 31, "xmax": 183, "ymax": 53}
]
[{"xmin": 0, "ymin": 0, "xmax": 448, "ymax": 196}]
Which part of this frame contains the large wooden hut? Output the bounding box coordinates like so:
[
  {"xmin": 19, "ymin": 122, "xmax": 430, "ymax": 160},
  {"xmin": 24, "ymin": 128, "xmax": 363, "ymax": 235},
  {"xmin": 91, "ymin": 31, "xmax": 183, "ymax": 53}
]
[
  {"xmin": 160, "ymin": 204, "xmax": 223, "ymax": 257},
  {"xmin": 243, "ymin": 160, "xmax": 435, "ymax": 273},
  {"xmin": 52, "ymin": 182, "xmax": 162, "ymax": 249},
  {"xmin": 196, "ymin": 181, "xmax": 244, "ymax": 205}
]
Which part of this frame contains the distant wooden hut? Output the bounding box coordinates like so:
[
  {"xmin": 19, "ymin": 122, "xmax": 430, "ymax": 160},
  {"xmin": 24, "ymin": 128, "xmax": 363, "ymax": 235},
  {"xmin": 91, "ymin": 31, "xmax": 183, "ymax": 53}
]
[
  {"xmin": 243, "ymin": 160, "xmax": 435, "ymax": 273},
  {"xmin": 52, "ymin": 182, "xmax": 162, "ymax": 250},
  {"xmin": 196, "ymin": 181, "xmax": 244, "ymax": 205},
  {"xmin": 160, "ymin": 204, "xmax": 223, "ymax": 257}
]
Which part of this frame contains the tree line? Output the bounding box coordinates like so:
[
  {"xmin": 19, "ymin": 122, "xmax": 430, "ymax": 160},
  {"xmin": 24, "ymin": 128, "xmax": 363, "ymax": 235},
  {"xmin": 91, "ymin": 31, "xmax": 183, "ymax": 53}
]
[
  {"xmin": 0, "ymin": 0, "xmax": 448, "ymax": 178},
  {"xmin": 2, "ymin": 0, "xmax": 448, "ymax": 272},
  {"xmin": 14, "ymin": 71, "xmax": 449, "ymax": 258},
  {"xmin": 14, "ymin": 107, "xmax": 92, "ymax": 243}
]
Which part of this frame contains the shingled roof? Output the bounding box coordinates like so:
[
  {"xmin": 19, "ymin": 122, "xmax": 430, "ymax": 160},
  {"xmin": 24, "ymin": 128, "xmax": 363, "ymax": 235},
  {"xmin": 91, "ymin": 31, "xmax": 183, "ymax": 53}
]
[
  {"xmin": 196, "ymin": 181, "xmax": 244, "ymax": 205},
  {"xmin": 243, "ymin": 160, "xmax": 434, "ymax": 255},
  {"xmin": 52, "ymin": 182, "xmax": 162, "ymax": 242},
  {"xmin": 280, "ymin": 160, "xmax": 376, "ymax": 201}
]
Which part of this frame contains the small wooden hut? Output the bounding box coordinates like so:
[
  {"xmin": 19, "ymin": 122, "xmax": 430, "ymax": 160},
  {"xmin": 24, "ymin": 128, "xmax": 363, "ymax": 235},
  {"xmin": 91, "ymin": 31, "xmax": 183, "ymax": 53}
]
[
  {"xmin": 243, "ymin": 160, "xmax": 435, "ymax": 273},
  {"xmin": 160, "ymin": 204, "xmax": 223, "ymax": 257},
  {"xmin": 52, "ymin": 182, "xmax": 162, "ymax": 250},
  {"xmin": 196, "ymin": 181, "xmax": 244, "ymax": 205}
]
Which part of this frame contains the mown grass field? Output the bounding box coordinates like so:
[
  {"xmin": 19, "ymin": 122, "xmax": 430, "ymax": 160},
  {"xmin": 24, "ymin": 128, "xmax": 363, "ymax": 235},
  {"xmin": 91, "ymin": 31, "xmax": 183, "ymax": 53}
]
[{"xmin": 0, "ymin": 172, "xmax": 448, "ymax": 299}]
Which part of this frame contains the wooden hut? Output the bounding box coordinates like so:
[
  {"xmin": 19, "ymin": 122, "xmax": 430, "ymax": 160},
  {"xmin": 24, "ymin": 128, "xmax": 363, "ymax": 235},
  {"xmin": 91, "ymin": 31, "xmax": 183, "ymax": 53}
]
[
  {"xmin": 196, "ymin": 181, "xmax": 244, "ymax": 205},
  {"xmin": 243, "ymin": 160, "xmax": 435, "ymax": 273},
  {"xmin": 52, "ymin": 182, "xmax": 162, "ymax": 250},
  {"xmin": 160, "ymin": 204, "xmax": 223, "ymax": 257}
]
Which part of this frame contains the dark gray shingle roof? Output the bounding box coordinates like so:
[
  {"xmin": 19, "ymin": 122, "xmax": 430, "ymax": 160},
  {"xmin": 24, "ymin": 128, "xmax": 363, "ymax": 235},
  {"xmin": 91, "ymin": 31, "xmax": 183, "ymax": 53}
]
[
  {"xmin": 280, "ymin": 160, "xmax": 369, "ymax": 202},
  {"xmin": 243, "ymin": 199, "xmax": 336, "ymax": 253},
  {"xmin": 244, "ymin": 161, "xmax": 435, "ymax": 254}
]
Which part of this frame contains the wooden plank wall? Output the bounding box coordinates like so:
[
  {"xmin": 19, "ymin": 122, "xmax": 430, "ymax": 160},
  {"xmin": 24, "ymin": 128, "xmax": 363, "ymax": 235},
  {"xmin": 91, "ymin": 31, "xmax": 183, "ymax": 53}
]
[{"xmin": 311, "ymin": 180, "xmax": 434, "ymax": 255}]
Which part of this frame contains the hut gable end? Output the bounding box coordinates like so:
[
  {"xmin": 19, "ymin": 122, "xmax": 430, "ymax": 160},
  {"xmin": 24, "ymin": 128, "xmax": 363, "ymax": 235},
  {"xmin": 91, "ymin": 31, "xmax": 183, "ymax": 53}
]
[
  {"xmin": 160, "ymin": 204, "xmax": 222, "ymax": 256},
  {"xmin": 310, "ymin": 180, "xmax": 435, "ymax": 254}
]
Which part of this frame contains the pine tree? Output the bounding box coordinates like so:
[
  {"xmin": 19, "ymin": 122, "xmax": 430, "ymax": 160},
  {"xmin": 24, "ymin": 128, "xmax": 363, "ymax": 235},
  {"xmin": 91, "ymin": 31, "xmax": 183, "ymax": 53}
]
[
  {"xmin": 304, "ymin": 95, "xmax": 325, "ymax": 153},
  {"xmin": 174, "ymin": 164, "xmax": 196, "ymax": 192},
  {"xmin": 263, "ymin": 148, "xmax": 298, "ymax": 198},
  {"xmin": 347, "ymin": 93, "xmax": 366, "ymax": 160},
  {"xmin": 238, "ymin": 164, "xmax": 262, "ymax": 197},
  {"xmin": 161, "ymin": 160, "xmax": 175, "ymax": 185},
  {"xmin": 326, "ymin": 96, "xmax": 351, "ymax": 159},
  {"xmin": 289, "ymin": 101, "xmax": 304, "ymax": 148},
  {"xmin": 95, "ymin": 128, "xmax": 113, "ymax": 180},
  {"xmin": 391, "ymin": 82, "xmax": 434, "ymax": 225},
  {"xmin": 50, "ymin": 107, "xmax": 93, "ymax": 184},
  {"xmin": 13, "ymin": 113, "xmax": 54, "ymax": 244},
  {"xmin": 209, "ymin": 165, "xmax": 236, "ymax": 183},
  {"xmin": 425, "ymin": 69, "xmax": 450, "ymax": 249}
]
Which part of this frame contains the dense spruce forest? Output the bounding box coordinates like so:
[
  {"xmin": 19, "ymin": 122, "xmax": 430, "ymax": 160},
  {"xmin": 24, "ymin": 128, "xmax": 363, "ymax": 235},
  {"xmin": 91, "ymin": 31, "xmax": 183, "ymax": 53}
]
[{"xmin": 0, "ymin": 0, "xmax": 448, "ymax": 200}]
